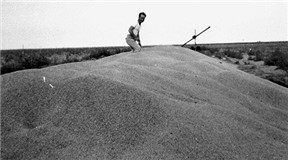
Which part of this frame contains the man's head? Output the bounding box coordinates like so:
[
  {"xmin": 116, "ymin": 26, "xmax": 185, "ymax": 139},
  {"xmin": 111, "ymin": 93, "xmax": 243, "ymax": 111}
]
[{"xmin": 138, "ymin": 12, "xmax": 146, "ymax": 24}]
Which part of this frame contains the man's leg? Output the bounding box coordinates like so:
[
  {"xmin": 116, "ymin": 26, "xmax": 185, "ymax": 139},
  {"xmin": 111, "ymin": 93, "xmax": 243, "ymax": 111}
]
[{"xmin": 126, "ymin": 37, "xmax": 141, "ymax": 52}]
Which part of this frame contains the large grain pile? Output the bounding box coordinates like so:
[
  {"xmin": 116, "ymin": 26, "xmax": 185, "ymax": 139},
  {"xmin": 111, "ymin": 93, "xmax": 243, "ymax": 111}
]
[{"xmin": 1, "ymin": 46, "xmax": 288, "ymax": 159}]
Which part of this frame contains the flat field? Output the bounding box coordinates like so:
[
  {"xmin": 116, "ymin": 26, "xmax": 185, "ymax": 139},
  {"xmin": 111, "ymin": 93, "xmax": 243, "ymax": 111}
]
[{"xmin": 1, "ymin": 41, "xmax": 287, "ymax": 87}]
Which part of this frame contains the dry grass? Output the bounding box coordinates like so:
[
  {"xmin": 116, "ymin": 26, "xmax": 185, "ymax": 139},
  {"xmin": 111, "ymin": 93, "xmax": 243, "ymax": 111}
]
[{"xmin": 1, "ymin": 46, "xmax": 288, "ymax": 159}]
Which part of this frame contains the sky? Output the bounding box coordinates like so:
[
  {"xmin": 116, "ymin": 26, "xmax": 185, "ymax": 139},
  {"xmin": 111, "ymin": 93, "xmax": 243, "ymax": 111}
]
[{"xmin": 1, "ymin": 0, "xmax": 287, "ymax": 50}]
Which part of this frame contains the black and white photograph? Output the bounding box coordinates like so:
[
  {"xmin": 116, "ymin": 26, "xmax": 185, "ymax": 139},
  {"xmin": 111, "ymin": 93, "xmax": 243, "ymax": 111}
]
[{"xmin": 1, "ymin": 0, "xmax": 288, "ymax": 159}]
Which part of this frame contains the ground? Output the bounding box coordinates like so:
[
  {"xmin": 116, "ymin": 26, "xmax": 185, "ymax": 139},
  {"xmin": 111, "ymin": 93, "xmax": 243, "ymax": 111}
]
[{"xmin": 1, "ymin": 46, "xmax": 288, "ymax": 160}]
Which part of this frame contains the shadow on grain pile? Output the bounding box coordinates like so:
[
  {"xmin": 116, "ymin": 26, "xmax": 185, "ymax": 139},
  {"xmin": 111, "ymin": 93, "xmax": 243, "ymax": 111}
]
[{"xmin": 1, "ymin": 46, "xmax": 288, "ymax": 160}]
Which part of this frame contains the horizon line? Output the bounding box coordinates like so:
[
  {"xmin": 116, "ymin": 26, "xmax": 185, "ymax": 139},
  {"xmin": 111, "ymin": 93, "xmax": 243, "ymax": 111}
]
[{"xmin": 1, "ymin": 40, "xmax": 287, "ymax": 51}]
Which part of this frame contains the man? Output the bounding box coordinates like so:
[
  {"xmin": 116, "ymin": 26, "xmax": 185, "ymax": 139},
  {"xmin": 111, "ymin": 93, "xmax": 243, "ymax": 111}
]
[{"xmin": 126, "ymin": 12, "xmax": 146, "ymax": 52}]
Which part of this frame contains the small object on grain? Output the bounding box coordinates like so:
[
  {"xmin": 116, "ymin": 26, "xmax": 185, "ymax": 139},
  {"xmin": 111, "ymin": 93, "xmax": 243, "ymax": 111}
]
[{"xmin": 49, "ymin": 84, "xmax": 54, "ymax": 88}]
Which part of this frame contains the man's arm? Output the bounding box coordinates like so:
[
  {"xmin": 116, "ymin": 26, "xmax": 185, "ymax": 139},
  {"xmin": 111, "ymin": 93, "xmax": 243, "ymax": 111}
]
[
  {"xmin": 137, "ymin": 34, "xmax": 141, "ymax": 47},
  {"xmin": 128, "ymin": 26, "xmax": 138, "ymax": 40}
]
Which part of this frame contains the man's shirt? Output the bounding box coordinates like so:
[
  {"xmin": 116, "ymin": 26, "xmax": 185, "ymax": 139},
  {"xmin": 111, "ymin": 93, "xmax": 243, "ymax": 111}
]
[{"xmin": 133, "ymin": 22, "xmax": 141, "ymax": 37}]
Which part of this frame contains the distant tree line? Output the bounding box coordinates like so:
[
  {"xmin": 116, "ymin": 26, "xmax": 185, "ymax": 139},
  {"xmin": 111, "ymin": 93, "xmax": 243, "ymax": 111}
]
[
  {"xmin": 248, "ymin": 48, "xmax": 288, "ymax": 72},
  {"xmin": 187, "ymin": 44, "xmax": 288, "ymax": 88},
  {"xmin": 264, "ymin": 48, "xmax": 288, "ymax": 71},
  {"xmin": 195, "ymin": 46, "xmax": 287, "ymax": 72},
  {"xmin": 1, "ymin": 47, "xmax": 130, "ymax": 74},
  {"xmin": 1, "ymin": 45, "xmax": 287, "ymax": 75},
  {"xmin": 194, "ymin": 46, "xmax": 243, "ymax": 59}
]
